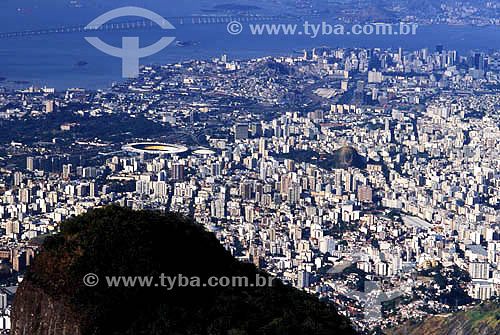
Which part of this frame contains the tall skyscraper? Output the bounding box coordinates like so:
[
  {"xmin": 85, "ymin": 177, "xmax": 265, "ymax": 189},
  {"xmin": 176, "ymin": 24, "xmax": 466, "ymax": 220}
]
[
  {"xmin": 13, "ymin": 172, "xmax": 22, "ymax": 187},
  {"xmin": 211, "ymin": 199, "xmax": 226, "ymax": 218},
  {"xmin": 280, "ymin": 175, "xmax": 290, "ymax": 196},
  {"xmin": 259, "ymin": 162, "xmax": 267, "ymax": 180},
  {"xmin": 474, "ymin": 52, "xmax": 484, "ymax": 70},
  {"xmin": 469, "ymin": 262, "xmax": 489, "ymax": 279},
  {"xmin": 26, "ymin": 157, "xmax": 34, "ymax": 171},
  {"xmin": 62, "ymin": 164, "xmax": 72, "ymax": 179},
  {"xmin": 136, "ymin": 180, "xmax": 149, "ymax": 195},
  {"xmin": 89, "ymin": 182, "xmax": 96, "ymax": 198},
  {"xmin": 45, "ymin": 100, "xmax": 54, "ymax": 113},
  {"xmin": 158, "ymin": 170, "xmax": 167, "ymax": 182},
  {"xmin": 234, "ymin": 124, "xmax": 249, "ymax": 141},
  {"xmin": 0, "ymin": 293, "xmax": 7, "ymax": 309},
  {"xmin": 19, "ymin": 188, "xmax": 31, "ymax": 204},
  {"xmin": 171, "ymin": 163, "xmax": 184, "ymax": 181},
  {"xmin": 210, "ymin": 163, "xmax": 221, "ymax": 177},
  {"xmin": 297, "ymin": 270, "xmax": 310, "ymax": 289},
  {"xmin": 358, "ymin": 185, "xmax": 373, "ymax": 203},
  {"xmin": 259, "ymin": 138, "xmax": 266, "ymax": 156},
  {"xmin": 240, "ymin": 182, "xmax": 252, "ymax": 201},
  {"xmin": 288, "ymin": 184, "xmax": 301, "ymax": 204}
]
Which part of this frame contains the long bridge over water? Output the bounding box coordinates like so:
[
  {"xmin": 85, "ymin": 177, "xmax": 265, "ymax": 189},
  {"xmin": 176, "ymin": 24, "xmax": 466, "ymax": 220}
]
[{"xmin": 0, "ymin": 15, "xmax": 293, "ymax": 39}]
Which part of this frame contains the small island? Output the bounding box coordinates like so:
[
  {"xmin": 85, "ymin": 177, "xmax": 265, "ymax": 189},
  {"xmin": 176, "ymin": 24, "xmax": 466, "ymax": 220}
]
[{"xmin": 213, "ymin": 4, "xmax": 261, "ymax": 11}]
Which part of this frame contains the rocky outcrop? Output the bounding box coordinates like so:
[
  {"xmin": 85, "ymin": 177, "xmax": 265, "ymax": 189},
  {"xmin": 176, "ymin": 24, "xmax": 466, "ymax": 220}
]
[
  {"xmin": 12, "ymin": 281, "xmax": 83, "ymax": 335},
  {"xmin": 12, "ymin": 206, "xmax": 357, "ymax": 335},
  {"xmin": 388, "ymin": 302, "xmax": 500, "ymax": 335}
]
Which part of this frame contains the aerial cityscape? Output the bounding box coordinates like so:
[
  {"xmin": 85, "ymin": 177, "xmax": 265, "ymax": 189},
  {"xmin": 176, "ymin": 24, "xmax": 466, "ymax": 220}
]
[{"xmin": 0, "ymin": 1, "xmax": 500, "ymax": 335}]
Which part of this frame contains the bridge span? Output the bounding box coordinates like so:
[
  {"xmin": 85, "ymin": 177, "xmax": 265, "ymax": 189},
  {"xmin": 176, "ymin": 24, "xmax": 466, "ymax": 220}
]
[{"xmin": 0, "ymin": 15, "xmax": 292, "ymax": 39}]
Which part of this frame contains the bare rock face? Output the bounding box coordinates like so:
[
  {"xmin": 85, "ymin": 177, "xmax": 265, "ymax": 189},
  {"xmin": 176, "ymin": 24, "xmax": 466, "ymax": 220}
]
[
  {"xmin": 12, "ymin": 281, "xmax": 83, "ymax": 335},
  {"xmin": 388, "ymin": 301, "xmax": 500, "ymax": 335}
]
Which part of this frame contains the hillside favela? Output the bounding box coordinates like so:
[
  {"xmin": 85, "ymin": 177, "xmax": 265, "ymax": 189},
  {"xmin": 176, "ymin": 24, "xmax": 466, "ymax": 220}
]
[{"xmin": 0, "ymin": 1, "xmax": 500, "ymax": 335}]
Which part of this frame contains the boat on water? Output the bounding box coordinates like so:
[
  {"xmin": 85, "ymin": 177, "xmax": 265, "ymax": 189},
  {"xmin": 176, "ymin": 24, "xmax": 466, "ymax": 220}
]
[
  {"xmin": 176, "ymin": 41, "xmax": 200, "ymax": 47},
  {"xmin": 74, "ymin": 61, "xmax": 88, "ymax": 67}
]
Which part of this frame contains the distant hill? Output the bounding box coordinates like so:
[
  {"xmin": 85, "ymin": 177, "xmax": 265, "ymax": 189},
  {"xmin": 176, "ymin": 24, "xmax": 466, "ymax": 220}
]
[
  {"xmin": 387, "ymin": 301, "xmax": 500, "ymax": 335},
  {"xmin": 12, "ymin": 206, "xmax": 357, "ymax": 335},
  {"xmin": 357, "ymin": 6, "xmax": 397, "ymax": 22},
  {"xmin": 250, "ymin": 60, "xmax": 294, "ymax": 76},
  {"xmin": 328, "ymin": 146, "xmax": 366, "ymax": 169},
  {"xmin": 276, "ymin": 146, "xmax": 366, "ymax": 170},
  {"xmin": 213, "ymin": 4, "xmax": 261, "ymax": 11}
]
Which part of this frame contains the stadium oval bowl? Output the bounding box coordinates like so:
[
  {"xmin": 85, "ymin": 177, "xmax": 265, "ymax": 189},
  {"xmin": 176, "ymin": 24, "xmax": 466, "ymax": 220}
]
[
  {"xmin": 193, "ymin": 148, "xmax": 216, "ymax": 155},
  {"xmin": 122, "ymin": 142, "xmax": 188, "ymax": 155}
]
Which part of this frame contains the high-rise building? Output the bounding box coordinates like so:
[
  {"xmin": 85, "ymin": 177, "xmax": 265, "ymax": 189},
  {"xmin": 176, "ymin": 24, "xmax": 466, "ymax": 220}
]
[
  {"xmin": 89, "ymin": 182, "xmax": 96, "ymax": 198},
  {"xmin": 244, "ymin": 205, "xmax": 254, "ymax": 223},
  {"xmin": 136, "ymin": 180, "xmax": 149, "ymax": 195},
  {"xmin": 470, "ymin": 282, "xmax": 494, "ymax": 300},
  {"xmin": 45, "ymin": 100, "xmax": 54, "ymax": 113},
  {"xmin": 288, "ymin": 184, "xmax": 301, "ymax": 204},
  {"xmin": 19, "ymin": 188, "xmax": 31, "ymax": 203},
  {"xmin": 249, "ymin": 123, "xmax": 262, "ymax": 137},
  {"xmin": 157, "ymin": 170, "xmax": 167, "ymax": 182},
  {"xmin": 234, "ymin": 124, "xmax": 249, "ymax": 141},
  {"xmin": 12, "ymin": 249, "xmax": 26, "ymax": 272},
  {"xmin": 83, "ymin": 167, "xmax": 97, "ymax": 178},
  {"xmin": 102, "ymin": 185, "xmax": 110, "ymax": 195},
  {"xmin": 319, "ymin": 236, "xmax": 336, "ymax": 255},
  {"xmin": 26, "ymin": 157, "xmax": 35, "ymax": 171},
  {"xmin": 240, "ymin": 182, "xmax": 252, "ymax": 201},
  {"xmin": 259, "ymin": 138, "xmax": 266, "ymax": 156},
  {"xmin": 272, "ymin": 119, "xmax": 281, "ymax": 138},
  {"xmin": 211, "ymin": 199, "xmax": 225, "ymax": 218},
  {"xmin": 421, "ymin": 47, "xmax": 428, "ymax": 60},
  {"xmin": 341, "ymin": 80, "xmax": 348, "ymax": 91},
  {"xmin": 368, "ymin": 70, "xmax": 383, "ymax": 83},
  {"xmin": 358, "ymin": 185, "xmax": 373, "ymax": 203},
  {"xmin": 189, "ymin": 110, "xmax": 197, "ymax": 124},
  {"xmin": 259, "ymin": 162, "xmax": 267, "ymax": 180},
  {"xmin": 469, "ymin": 262, "xmax": 489, "ymax": 279},
  {"xmin": 297, "ymin": 270, "xmax": 310, "ymax": 289},
  {"xmin": 344, "ymin": 172, "xmax": 353, "ymax": 193},
  {"xmin": 0, "ymin": 293, "xmax": 7, "ymax": 309},
  {"xmin": 6, "ymin": 221, "xmax": 20, "ymax": 236},
  {"xmin": 210, "ymin": 163, "xmax": 221, "ymax": 176},
  {"xmin": 153, "ymin": 181, "xmax": 168, "ymax": 198},
  {"xmin": 62, "ymin": 164, "xmax": 72, "ymax": 179},
  {"xmin": 473, "ymin": 52, "xmax": 484, "ymax": 70},
  {"xmin": 13, "ymin": 171, "xmax": 22, "ymax": 187},
  {"xmin": 76, "ymin": 184, "xmax": 89, "ymax": 197},
  {"xmin": 171, "ymin": 163, "xmax": 184, "ymax": 181},
  {"xmin": 280, "ymin": 175, "xmax": 290, "ymax": 196}
]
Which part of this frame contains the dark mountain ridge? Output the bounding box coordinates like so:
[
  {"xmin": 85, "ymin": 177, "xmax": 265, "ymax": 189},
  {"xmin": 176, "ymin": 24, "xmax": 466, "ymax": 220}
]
[{"xmin": 12, "ymin": 206, "xmax": 357, "ymax": 335}]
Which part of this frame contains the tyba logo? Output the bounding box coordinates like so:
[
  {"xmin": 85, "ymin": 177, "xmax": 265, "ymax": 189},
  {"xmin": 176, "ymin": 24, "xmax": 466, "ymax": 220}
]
[{"xmin": 85, "ymin": 7, "xmax": 175, "ymax": 78}]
